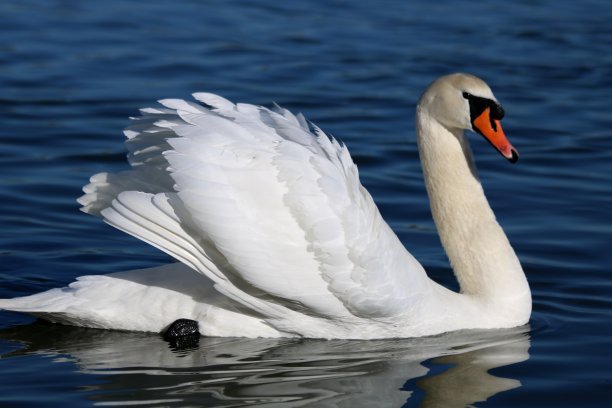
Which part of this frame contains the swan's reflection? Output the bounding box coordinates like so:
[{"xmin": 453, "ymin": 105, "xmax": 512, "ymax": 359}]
[{"xmin": 0, "ymin": 321, "xmax": 529, "ymax": 407}]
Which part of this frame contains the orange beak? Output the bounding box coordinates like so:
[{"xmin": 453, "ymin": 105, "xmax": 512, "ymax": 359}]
[{"xmin": 472, "ymin": 107, "xmax": 519, "ymax": 163}]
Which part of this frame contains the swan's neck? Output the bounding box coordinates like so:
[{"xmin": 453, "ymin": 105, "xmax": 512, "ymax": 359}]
[{"xmin": 416, "ymin": 109, "xmax": 530, "ymax": 304}]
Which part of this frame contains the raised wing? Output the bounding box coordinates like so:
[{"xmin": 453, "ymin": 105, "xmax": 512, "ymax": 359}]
[{"xmin": 79, "ymin": 93, "xmax": 432, "ymax": 327}]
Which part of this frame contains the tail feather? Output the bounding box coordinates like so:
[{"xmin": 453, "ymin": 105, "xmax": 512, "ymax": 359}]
[{"xmin": 0, "ymin": 263, "xmax": 285, "ymax": 337}]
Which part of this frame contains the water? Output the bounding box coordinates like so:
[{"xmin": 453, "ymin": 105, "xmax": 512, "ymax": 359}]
[{"xmin": 1, "ymin": 0, "xmax": 611, "ymax": 406}]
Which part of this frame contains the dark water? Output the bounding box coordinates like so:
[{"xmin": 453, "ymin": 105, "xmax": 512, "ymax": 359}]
[{"xmin": 1, "ymin": 0, "xmax": 611, "ymax": 406}]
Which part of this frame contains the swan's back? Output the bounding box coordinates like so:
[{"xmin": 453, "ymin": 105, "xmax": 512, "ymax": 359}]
[{"xmin": 76, "ymin": 93, "xmax": 430, "ymax": 337}]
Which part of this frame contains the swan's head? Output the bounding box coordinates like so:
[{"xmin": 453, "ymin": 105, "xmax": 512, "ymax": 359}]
[{"xmin": 418, "ymin": 73, "xmax": 518, "ymax": 163}]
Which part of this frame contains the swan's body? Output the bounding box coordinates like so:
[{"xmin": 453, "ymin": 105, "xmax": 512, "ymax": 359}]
[{"xmin": 0, "ymin": 74, "xmax": 531, "ymax": 339}]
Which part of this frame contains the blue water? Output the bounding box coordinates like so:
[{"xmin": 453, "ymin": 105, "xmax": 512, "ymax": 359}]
[{"xmin": 1, "ymin": 0, "xmax": 611, "ymax": 406}]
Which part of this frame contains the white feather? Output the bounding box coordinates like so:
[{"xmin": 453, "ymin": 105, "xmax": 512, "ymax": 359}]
[{"xmin": 1, "ymin": 74, "xmax": 532, "ymax": 338}]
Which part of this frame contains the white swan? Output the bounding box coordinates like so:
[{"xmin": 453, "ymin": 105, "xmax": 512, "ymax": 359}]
[{"xmin": 0, "ymin": 73, "xmax": 531, "ymax": 339}]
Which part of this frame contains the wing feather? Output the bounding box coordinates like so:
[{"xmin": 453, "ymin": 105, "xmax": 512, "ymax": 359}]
[{"xmin": 80, "ymin": 93, "xmax": 432, "ymax": 327}]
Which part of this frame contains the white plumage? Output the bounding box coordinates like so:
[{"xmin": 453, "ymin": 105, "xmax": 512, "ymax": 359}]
[{"xmin": 0, "ymin": 74, "xmax": 531, "ymax": 339}]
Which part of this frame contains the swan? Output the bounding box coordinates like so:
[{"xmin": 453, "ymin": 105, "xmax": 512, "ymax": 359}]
[{"xmin": 0, "ymin": 73, "xmax": 531, "ymax": 339}]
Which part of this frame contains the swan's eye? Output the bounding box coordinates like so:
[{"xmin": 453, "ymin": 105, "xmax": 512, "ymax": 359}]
[{"xmin": 462, "ymin": 92, "xmax": 471, "ymax": 99}]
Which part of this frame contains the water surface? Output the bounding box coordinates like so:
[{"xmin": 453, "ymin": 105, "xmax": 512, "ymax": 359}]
[{"xmin": 1, "ymin": 0, "xmax": 611, "ymax": 406}]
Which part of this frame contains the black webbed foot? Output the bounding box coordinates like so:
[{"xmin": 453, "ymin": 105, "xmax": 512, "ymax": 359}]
[{"xmin": 163, "ymin": 318, "xmax": 200, "ymax": 349}]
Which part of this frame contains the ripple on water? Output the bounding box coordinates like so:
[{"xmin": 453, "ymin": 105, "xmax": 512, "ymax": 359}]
[{"xmin": 1, "ymin": 0, "xmax": 612, "ymax": 406}]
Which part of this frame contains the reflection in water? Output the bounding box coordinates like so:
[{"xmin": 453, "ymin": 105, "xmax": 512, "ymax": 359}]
[
  {"xmin": 0, "ymin": 321, "xmax": 529, "ymax": 407},
  {"xmin": 417, "ymin": 342, "xmax": 526, "ymax": 408}
]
